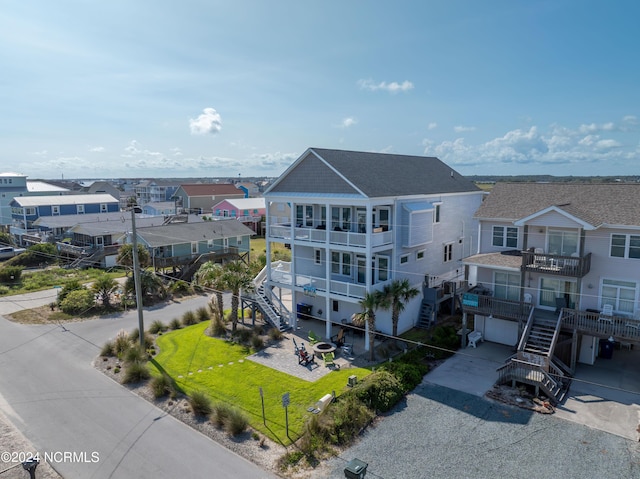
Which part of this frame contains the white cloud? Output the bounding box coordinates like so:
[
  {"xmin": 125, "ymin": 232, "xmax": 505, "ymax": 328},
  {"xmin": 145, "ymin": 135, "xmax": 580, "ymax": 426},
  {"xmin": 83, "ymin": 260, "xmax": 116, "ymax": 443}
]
[
  {"xmin": 453, "ymin": 125, "xmax": 476, "ymax": 133},
  {"xmin": 189, "ymin": 107, "xmax": 222, "ymax": 135},
  {"xmin": 357, "ymin": 79, "xmax": 414, "ymax": 93},
  {"xmin": 427, "ymin": 122, "xmax": 438, "ymax": 130},
  {"xmin": 422, "ymin": 119, "xmax": 634, "ymax": 172},
  {"xmin": 341, "ymin": 117, "xmax": 357, "ymax": 128},
  {"xmin": 89, "ymin": 146, "xmax": 105, "ymax": 152}
]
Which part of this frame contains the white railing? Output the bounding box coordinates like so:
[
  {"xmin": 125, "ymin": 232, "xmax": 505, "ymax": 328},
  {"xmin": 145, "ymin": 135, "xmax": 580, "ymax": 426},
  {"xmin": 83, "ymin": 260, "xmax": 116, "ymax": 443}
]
[{"xmin": 268, "ymin": 223, "xmax": 393, "ymax": 248}]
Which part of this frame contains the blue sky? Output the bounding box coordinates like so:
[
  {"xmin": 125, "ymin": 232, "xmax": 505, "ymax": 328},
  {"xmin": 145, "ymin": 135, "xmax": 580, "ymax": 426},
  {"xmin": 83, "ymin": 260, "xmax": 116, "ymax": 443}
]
[{"xmin": 2, "ymin": 1, "xmax": 638, "ymax": 179}]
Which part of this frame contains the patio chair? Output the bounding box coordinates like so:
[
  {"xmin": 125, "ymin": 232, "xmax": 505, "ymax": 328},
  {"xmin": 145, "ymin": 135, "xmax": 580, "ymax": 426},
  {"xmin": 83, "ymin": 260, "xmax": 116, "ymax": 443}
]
[
  {"xmin": 322, "ymin": 352, "xmax": 337, "ymax": 368},
  {"xmin": 308, "ymin": 330, "xmax": 321, "ymax": 345},
  {"xmin": 331, "ymin": 327, "xmax": 346, "ymax": 347},
  {"xmin": 292, "ymin": 337, "xmax": 305, "ymax": 357},
  {"xmin": 298, "ymin": 349, "xmax": 315, "ymax": 366}
]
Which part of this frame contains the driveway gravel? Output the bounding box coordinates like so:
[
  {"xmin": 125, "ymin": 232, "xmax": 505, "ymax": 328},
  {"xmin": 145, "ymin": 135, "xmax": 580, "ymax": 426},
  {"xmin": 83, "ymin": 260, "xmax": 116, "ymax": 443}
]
[{"xmin": 316, "ymin": 382, "xmax": 640, "ymax": 479}]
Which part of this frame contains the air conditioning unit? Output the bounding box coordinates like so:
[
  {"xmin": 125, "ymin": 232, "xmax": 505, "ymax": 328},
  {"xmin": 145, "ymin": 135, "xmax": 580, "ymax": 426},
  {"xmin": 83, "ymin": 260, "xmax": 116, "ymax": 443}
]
[{"xmin": 347, "ymin": 375, "xmax": 358, "ymax": 388}]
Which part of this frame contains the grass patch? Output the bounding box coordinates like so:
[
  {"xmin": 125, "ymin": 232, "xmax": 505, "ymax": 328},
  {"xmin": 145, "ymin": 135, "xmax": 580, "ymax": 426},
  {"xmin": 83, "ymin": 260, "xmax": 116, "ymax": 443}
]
[
  {"xmin": 151, "ymin": 322, "xmax": 371, "ymax": 445},
  {"xmin": 1, "ymin": 268, "xmax": 123, "ymax": 297}
]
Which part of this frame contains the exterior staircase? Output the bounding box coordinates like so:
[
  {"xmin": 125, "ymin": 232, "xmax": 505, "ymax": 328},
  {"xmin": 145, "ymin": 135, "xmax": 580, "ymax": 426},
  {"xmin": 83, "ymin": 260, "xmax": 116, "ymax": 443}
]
[
  {"xmin": 250, "ymin": 262, "xmax": 292, "ymax": 332},
  {"xmin": 497, "ymin": 309, "xmax": 571, "ymax": 405},
  {"xmin": 417, "ymin": 302, "xmax": 435, "ymax": 329},
  {"xmin": 522, "ymin": 317, "xmax": 558, "ymax": 356}
]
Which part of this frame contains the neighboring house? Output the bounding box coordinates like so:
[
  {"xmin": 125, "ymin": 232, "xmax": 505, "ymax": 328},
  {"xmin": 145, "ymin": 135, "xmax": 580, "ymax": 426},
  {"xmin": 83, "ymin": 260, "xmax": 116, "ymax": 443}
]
[
  {"xmin": 142, "ymin": 201, "xmax": 177, "ymax": 216},
  {"xmin": 134, "ymin": 179, "xmax": 180, "ymax": 206},
  {"xmin": 10, "ymin": 194, "xmax": 120, "ymax": 245},
  {"xmin": 58, "ymin": 215, "xmax": 169, "ymax": 268},
  {"xmin": 131, "ymin": 218, "xmax": 253, "ymax": 280},
  {"xmin": 235, "ymin": 181, "xmax": 261, "ymax": 197},
  {"xmin": 0, "ymin": 172, "xmax": 69, "ymax": 226},
  {"xmin": 172, "ymin": 183, "xmax": 245, "ymax": 214},
  {"xmin": 84, "ymin": 180, "xmax": 125, "ymax": 210},
  {"xmin": 212, "ymin": 197, "xmax": 266, "ymax": 234},
  {"xmin": 263, "ymin": 147, "xmax": 483, "ymax": 339},
  {"xmin": 461, "ymin": 183, "xmax": 640, "ymax": 403}
]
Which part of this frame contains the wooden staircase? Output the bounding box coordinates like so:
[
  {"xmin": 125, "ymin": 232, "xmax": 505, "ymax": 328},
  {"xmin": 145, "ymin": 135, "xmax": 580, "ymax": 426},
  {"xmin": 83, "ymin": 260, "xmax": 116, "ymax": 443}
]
[
  {"xmin": 522, "ymin": 317, "xmax": 557, "ymax": 356},
  {"xmin": 497, "ymin": 309, "xmax": 571, "ymax": 405},
  {"xmin": 417, "ymin": 302, "xmax": 435, "ymax": 329}
]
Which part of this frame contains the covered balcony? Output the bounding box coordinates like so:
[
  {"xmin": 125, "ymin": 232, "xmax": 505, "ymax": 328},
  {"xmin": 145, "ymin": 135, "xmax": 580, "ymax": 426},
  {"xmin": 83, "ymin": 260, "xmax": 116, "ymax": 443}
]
[{"xmin": 268, "ymin": 223, "xmax": 393, "ymax": 248}]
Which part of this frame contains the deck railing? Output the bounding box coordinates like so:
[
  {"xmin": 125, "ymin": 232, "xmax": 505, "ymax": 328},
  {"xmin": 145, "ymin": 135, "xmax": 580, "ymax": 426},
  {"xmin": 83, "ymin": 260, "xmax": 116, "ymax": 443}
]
[
  {"xmin": 462, "ymin": 295, "xmax": 532, "ymax": 322},
  {"xmin": 521, "ymin": 251, "xmax": 591, "ymax": 278},
  {"xmin": 561, "ymin": 308, "xmax": 640, "ymax": 340}
]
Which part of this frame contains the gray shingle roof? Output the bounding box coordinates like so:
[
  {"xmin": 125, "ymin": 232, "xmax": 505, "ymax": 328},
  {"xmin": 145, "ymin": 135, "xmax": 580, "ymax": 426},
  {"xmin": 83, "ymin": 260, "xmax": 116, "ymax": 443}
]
[
  {"xmin": 474, "ymin": 182, "xmax": 640, "ymax": 227},
  {"xmin": 135, "ymin": 219, "xmax": 254, "ymax": 247},
  {"xmin": 269, "ymin": 148, "xmax": 480, "ymax": 198}
]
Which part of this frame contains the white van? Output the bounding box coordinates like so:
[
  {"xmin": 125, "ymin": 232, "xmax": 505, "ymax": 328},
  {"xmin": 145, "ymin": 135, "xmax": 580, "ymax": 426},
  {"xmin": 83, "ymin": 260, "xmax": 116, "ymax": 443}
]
[{"xmin": 0, "ymin": 246, "xmax": 26, "ymax": 260}]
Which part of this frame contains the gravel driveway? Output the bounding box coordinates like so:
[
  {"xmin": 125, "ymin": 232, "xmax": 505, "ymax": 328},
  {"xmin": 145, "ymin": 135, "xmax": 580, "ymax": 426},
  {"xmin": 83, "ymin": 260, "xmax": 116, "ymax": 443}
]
[{"xmin": 316, "ymin": 382, "xmax": 640, "ymax": 479}]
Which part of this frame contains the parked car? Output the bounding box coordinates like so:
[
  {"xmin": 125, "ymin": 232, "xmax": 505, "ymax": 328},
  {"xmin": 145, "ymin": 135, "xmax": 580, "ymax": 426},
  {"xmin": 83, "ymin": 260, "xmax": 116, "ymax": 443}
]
[{"xmin": 0, "ymin": 246, "xmax": 26, "ymax": 260}]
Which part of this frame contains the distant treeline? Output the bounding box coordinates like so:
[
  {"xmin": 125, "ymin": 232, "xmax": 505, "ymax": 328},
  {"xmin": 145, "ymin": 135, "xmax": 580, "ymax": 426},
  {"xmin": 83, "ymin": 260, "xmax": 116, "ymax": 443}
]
[{"xmin": 469, "ymin": 175, "xmax": 640, "ymax": 184}]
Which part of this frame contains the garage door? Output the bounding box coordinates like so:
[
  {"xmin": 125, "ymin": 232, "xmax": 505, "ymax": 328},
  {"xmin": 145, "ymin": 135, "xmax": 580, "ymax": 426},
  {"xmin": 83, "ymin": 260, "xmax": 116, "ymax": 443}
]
[{"xmin": 484, "ymin": 316, "xmax": 519, "ymax": 346}]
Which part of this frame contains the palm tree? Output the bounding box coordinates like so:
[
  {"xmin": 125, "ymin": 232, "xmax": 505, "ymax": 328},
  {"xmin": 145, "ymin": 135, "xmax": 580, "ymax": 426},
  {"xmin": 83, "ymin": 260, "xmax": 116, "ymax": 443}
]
[
  {"xmin": 124, "ymin": 270, "xmax": 166, "ymax": 305},
  {"xmin": 221, "ymin": 260, "xmax": 253, "ymax": 332},
  {"xmin": 351, "ymin": 290, "xmax": 386, "ymax": 361},
  {"xmin": 91, "ymin": 274, "xmax": 118, "ymax": 308},
  {"xmin": 194, "ymin": 261, "xmax": 226, "ymax": 321},
  {"xmin": 382, "ymin": 279, "xmax": 420, "ymax": 339},
  {"xmin": 116, "ymin": 244, "xmax": 150, "ymax": 273}
]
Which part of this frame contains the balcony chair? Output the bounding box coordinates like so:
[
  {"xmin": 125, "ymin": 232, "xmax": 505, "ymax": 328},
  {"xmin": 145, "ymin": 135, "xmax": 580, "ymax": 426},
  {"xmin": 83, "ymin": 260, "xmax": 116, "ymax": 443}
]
[
  {"xmin": 598, "ymin": 304, "xmax": 614, "ymax": 324},
  {"xmin": 331, "ymin": 327, "xmax": 346, "ymax": 347}
]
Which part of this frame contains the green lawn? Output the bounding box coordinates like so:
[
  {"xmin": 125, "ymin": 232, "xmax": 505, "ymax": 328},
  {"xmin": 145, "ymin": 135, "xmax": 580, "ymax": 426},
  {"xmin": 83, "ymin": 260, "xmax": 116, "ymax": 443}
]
[{"xmin": 151, "ymin": 322, "xmax": 371, "ymax": 445}]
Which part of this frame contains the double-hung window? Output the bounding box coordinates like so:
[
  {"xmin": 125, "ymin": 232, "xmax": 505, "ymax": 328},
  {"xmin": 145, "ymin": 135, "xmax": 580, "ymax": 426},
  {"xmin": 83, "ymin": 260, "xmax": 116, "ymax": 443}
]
[
  {"xmin": 610, "ymin": 234, "xmax": 640, "ymax": 259},
  {"xmin": 443, "ymin": 243, "xmax": 453, "ymax": 263},
  {"xmin": 601, "ymin": 279, "xmax": 637, "ymax": 314},
  {"xmin": 492, "ymin": 226, "xmax": 518, "ymax": 248}
]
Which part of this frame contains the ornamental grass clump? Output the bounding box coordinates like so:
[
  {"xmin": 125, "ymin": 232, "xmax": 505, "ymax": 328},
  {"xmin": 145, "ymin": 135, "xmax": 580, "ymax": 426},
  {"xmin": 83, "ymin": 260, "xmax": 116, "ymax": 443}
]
[
  {"xmin": 148, "ymin": 320, "xmax": 168, "ymax": 334},
  {"xmin": 122, "ymin": 361, "xmax": 150, "ymax": 384},
  {"xmin": 182, "ymin": 310, "xmax": 198, "ymax": 327},
  {"xmin": 188, "ymin": 390, "xmax": 212, "ymax": 417}
]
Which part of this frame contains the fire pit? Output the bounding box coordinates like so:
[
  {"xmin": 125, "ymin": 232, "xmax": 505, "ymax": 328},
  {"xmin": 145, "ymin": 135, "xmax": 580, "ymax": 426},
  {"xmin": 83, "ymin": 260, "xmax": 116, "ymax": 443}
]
[{"xmin": 312, "ymin": 342, "xmax": 337, "ymax": 358}]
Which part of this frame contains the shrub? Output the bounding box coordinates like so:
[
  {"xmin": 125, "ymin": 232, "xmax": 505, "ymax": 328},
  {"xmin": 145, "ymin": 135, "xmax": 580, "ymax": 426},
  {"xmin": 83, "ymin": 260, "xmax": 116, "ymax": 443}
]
[
  {"xmin": 60, "ymin": 289, "xmax": 95, "ymax": 315},
  {"xmin": 352, "ymin": 370, "xmax": 404, "ymax": 413},
  {"xmin": 268, "ymin": 327, "xmax": 284, "ymax": 341},
  {"xmin": 123, "ymin": 345, "xmax": 146, "ymax": 365},
  {"xmin": 182, "ymin": 310, "xmax": 198, "ymax": 326},
  {"xmin": 0, "ymin": 285, "xmax": 9, "ymax": 295},
  {"xmin": 208, "ymin": 315, "xmax": 227, "ymax": 337},
  {"xmin": 122, "ymin": 362, "xmax": 150, "ymax": 384},
  {"xmin": 326, "ymin": 392, "xmax": 375, "ymax": 445},
  {"xmin": 224, "ymin": 408, "xmax": 249, "ymax": 436},
  {"xmin": 188, "ymin": 390, "xmax": 212, "ymax": 416},
  {"xmin": 100, "ymin": 341, "xmax": 115, "ymax": 357},
  {"xmin": 211, "ymin": 402, "xmax": 232, "ymax": 428},
  {"xmin": 113, "ymin": 329, "xmax": 131, "ymax": 357},
  {"xmin": 380, "ymin": 361, "xmax": 428, "ymax": 393},
  {"xmin": 196, "ymin": 306, "xmax": 210, "ymax": 322},
  {"xmin": 0, "ymin": 266, "xmax": 24, "ymax": 283},
  {"xmin": 168, "ymin": 318, "xmax": 182, "ymax": 330},
  {"xmin": 169, "ymin": 280, "xmax": 193, "ymax": 296},
  {"xmin": 57, "ymin": 280, "xmax": 85, "ymax": 304},
  {"xmin": 251, "ymin": 334, "xmax": 264, "ymax": 350},
  {"xmin": 431, "ymin": 325, "xmax": 460, "ymax": 355},
  {"xmin": 149, "ymin": 320, "xmax": 167, "ymax": 334},
  {"xmin": 129, "ymin": 328, "xmax": 154, "ymax": 349},
  {"xmin": 233, "ymin": 328, "xmax": 253, "ymax": 344},
  {"xmin": 150, "ymin": 374, "xmax": 176, "ymax": 399},
  {"xmin": 7, "ymin": 243, "xmax": 57, "ymax": 267}
]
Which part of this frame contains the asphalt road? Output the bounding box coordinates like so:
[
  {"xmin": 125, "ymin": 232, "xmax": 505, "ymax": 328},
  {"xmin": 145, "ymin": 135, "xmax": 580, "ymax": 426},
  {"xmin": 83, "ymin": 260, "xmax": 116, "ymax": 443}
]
[{"xmin": 0, "ymin": 292, "xmax": 277, "ymax": 479}]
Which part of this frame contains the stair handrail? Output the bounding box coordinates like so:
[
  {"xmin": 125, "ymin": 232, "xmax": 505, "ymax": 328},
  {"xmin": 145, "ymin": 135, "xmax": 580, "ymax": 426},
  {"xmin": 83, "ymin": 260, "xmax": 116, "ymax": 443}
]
[
  {"xmin": 516, "ymin": 306, "xmax": 536, "ymax": 352},
  {"xmin": 546, "ymin": 308, "xmax": 565, "ymax": 358},
  {"xmin": 498, "ymin": 358, "xmax": 559, "ymax": 397}
]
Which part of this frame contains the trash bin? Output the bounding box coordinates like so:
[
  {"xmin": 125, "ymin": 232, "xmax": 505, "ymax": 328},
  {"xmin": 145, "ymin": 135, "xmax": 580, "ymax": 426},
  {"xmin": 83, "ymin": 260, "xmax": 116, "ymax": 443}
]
[
  {"xmin": 344, "ymin": 458, "xmax": 368, "ymax": 478},
  {"xmin": 599, "ymin": 338, "xmax": 614, "ymax": 359},
  {"xmin": 296, "ymin": 303, "xmax": 312, "ymax": 320}
]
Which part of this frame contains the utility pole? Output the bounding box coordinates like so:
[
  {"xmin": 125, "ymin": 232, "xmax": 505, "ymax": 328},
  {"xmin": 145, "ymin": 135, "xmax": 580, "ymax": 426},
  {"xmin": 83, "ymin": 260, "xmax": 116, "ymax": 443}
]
[{"xmin": 131, "ymin": 207, "xmax": 145, "ymax": 348}]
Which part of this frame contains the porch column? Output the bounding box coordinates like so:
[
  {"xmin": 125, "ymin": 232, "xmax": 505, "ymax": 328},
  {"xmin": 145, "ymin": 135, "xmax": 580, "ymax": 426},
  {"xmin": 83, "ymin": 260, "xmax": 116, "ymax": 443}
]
[
  {"xmin": 570, "ymin": 329, "xmax": 578, "ymax": 373},
  {"xmin": 461, "ymin": 312, "xmax": 468, "ymax": 348}
]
